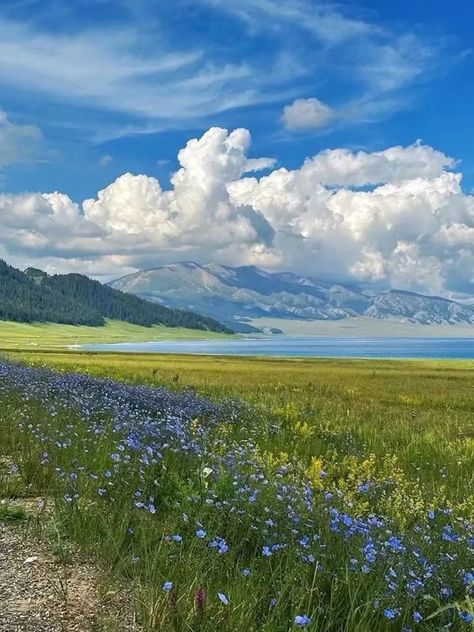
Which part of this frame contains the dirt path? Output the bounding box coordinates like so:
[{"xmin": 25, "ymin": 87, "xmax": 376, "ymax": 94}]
[
  {"xmin": 0, "ymin": 454, "xmax": 139, "ymax": 631},
  {"xmin": 0, "ymin": 503, "xmax": 138, "ymax": 632}
]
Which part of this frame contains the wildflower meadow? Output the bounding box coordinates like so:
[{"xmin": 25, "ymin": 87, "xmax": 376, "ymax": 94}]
[{"xmin": 0, "ymin": 353, "xmax": 473, "ymax": 630}]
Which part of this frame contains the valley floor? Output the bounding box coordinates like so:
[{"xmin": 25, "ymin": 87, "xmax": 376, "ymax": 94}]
[{"xmin": 0, "ymin": 319, "xmax": 229, "ymax": 351}]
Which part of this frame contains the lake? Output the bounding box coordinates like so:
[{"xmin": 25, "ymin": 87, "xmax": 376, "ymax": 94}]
[{"xmin": 81, "ymin": 336, "xmax": 474, "ymax": 359}]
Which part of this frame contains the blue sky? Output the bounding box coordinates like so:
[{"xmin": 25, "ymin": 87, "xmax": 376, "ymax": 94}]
[
  {"xmin": 1, "ymin": 0, "xmax": 474, "ymax": 294},
  {"xmin": 1, "ymin": 0, "xmax": 473, "ymax": 199}
]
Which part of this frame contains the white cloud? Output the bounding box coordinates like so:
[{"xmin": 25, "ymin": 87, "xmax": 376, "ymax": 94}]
[
  {"xmin": 98, "ymin": 154, "xmax": 113, "ymax": 167},
  {"xmin": 1, "ymin": 127, "xmax": 474, "ymax": 295},
  {"xmin": 200, "ymin": 0, "xmax": 377, "ymax": 46},
  {"xmin": 298, "ymin": 142, "xmax": 456, "ymax": 186},
  {"xmin": 83, "ymin": 128, "xmax": 275, "ymax": 252},
  {"xmin": 0, "ymin": 0, "xmax": 444, "ymax": 143},
  {"xmin": 206, "ymin": 0, "xmax": 439, "ymax": 127},
  {"xmin": 0, "ymin": 111, "xmax": 42, "ymax": 166},
  {"xmin": 283, "ymin": 98, "xmax": 335, "ymax": 130},
  {"xmin": 357, "ymin": 34, "xmax": 435, "ymax": 93},
  {"xmin": 245, "ymin": 157, "xmax": 277, "ymax": 172},
  {"xmin": 0, "ymin": 15, "xmax": 294, "ymax": 136}
]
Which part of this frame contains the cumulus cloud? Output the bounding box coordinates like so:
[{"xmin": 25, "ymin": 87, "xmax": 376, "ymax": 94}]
[
  {"xmin": 1, "ymin": 126, "xmax": 474, "ymax": 295},
  {"xmin": 298, "ymin": 142, "xmax": 456, "ymax": 186},
  {"xmin": 83, "ymin": 128, "xmax": 274, "ymax": 253},
  {"xmin": 283, "ymin": 98, "xmax": 335, "ymax": 130}
]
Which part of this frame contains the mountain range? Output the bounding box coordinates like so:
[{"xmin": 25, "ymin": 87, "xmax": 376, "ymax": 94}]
[
  {"xmin": 0, "ymin": 260, "xmax": 230, "ymax": 333},
  {"xmin": 110, "ymin": 262, "xmax": 474, "ymax": 333}
]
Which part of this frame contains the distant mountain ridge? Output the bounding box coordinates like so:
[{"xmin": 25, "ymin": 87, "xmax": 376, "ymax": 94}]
[
  {"xmin": 109, "ymin": 262, "xmax": 474, "ymax": 331},
  {"xmin": 0, "ymin": 260, "xmax": 230, "ymax": 333}
]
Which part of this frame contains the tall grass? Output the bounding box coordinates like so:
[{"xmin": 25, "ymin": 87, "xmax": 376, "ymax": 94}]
[{"xmin": 1, "ymin": 354, "xmax": 473, "ymax": 630}]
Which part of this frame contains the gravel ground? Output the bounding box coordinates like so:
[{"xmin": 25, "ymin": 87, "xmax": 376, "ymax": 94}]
[
  {"xmin": 0, "ymin": 454, "xmax": 138, "ymax": 631},
  {"xmin": 0, "ymin": 505, "xmax": 139, "ymax": 632},
  {"xmin": 0, "ymin": 519, "xmax": 103, "ymax": 631}
]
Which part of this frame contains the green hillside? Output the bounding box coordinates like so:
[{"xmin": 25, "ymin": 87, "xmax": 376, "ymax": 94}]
[
  {"xmin": 0, "ymin": 259, "xmax": 231, "ymax": 333},
  {"xmin": 0, "ymin": 260, "xmax": 103, "ymax": 325},
  {"xmin": 42, "ymin": 272, "xmax": 230, "ymax": 331}
]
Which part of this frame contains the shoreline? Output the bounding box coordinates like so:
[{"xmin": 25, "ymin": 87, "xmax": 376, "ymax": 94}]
[
  {"xmin": 248, "ymin": 316, "xmax": 474, "ymax": 338},
  {"xmin": 75, "ymin": 335, "xmax": 474, "ymax": 361}
]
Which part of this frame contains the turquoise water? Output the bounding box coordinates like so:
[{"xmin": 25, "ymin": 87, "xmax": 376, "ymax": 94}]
[{"xmin": 81, "ymin": 337, "xmax": 474, "ymax": 359}]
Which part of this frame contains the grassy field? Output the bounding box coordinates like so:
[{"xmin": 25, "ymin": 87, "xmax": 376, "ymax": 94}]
[
  {"xmin": 0, "ymin": 319, "xmax": 229, "ymax": 350},
  {"xmin": 1, "ymin": 352, "xmax": 473, "ymax": 630}
]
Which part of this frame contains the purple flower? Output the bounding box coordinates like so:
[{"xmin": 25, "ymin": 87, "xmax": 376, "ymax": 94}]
[
  {"xmin": 195, "ymin": 588, "xmax": 206, "ymax": 616},
  {"xmin": 384, "ymin": 608, "xmax": 400, "ymax": 619},
  {"xmin": 386, "ymin": 536, "xmax": 405, "ymax": 553},
  {"xmin": 294, "ymin": 614, "xmax": 311, "ymax": 626},
  {"xmin": 463, "ymin": 571, "xmax": 474, "ymax": 587},
  {"xmin": 163, "ymin": 581, "xmax": 173, "ymax": 592}
]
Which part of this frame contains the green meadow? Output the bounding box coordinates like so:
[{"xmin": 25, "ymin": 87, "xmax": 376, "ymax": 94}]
[
  {"xmin": 0, "ymin": 319, "xmax": 228, "ymax": 351},
  {"xmin": 1, "ymin": 351, "xmax": 474, "ymax": 630},
  {"xmin": 13, "ymin": 351, "xmax": 474, "ymax": 497}
]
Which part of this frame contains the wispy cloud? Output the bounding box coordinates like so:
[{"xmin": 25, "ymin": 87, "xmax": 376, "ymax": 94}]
[
  {"xmin": 198, "ymin": 0, "xmax": 440, "ymax": 127},
  {"xmin": 0, "ymin": 16, "xmax": 294, "ymax": 132},
  {"xmin": 0, "ymin": 110, "xmax": 42, "ymax": 166},
  {"xmin": 0, "ymin": 0, "xmax": 449, "ymax": 148},
  {"xmin": 0, "ymin": 19, "xmax": 198, "ymax": 117},
  {"xmin": 199, "ymin": 0, "xmax": 378, "ymax": 45}
]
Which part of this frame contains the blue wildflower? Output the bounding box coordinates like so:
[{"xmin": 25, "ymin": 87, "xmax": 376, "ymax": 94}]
[
  {"xmin": 384, "ymin": 608, "xmax": 400, "ymax": 619},
  {"xmin": 386, "ymin": 536, "xmax": 406, "ymax": 552},
  {"xmin": 294, "ymin": 614, "xmax": 311, "ymax": 626},
  {"xmin": 463, "ymin": 571, "xmax": 474, "ymax": 587},
  {"xmin": 442, "ymin": 526, "xmax": 460, "ymax": 542},
  {"xmin": 459, "ymin": 611, "xmax": 474, "ymax": 624},
  {"xmin": 218, "ymin": 592, "xmax": 229, "ymax": 606}
]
